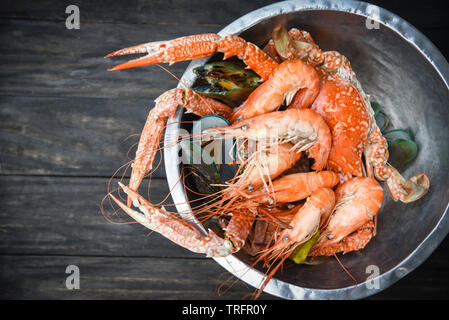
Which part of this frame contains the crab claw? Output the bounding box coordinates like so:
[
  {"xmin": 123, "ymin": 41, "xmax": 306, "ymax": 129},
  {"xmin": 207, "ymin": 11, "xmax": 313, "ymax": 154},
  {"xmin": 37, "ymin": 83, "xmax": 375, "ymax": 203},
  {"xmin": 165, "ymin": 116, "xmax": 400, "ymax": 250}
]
[
  {"xmin": 104, "ymin": 33, "xmax": 278, "ymax": 81},
  {"xmin": 105, "ymin": 41, "xmax": 167, "ymax": 71},
  {"xmin": 111, "ymin": 182, "xmax": 235, "ymax": 257},
  {"xmin": 386, "ymin": 168, "xmax": 430, "ymax": 203},
  {"xmin": 104, "ymin": 34, "xmax": 223, "ymax": 71}
]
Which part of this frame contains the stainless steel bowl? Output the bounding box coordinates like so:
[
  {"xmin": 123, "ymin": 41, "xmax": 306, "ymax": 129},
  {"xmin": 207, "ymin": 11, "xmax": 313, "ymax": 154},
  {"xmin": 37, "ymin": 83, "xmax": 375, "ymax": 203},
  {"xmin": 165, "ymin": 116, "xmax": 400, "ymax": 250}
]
[{"xmin": 164, "ymin": 0, "xmax": 449, "ymax": 299}]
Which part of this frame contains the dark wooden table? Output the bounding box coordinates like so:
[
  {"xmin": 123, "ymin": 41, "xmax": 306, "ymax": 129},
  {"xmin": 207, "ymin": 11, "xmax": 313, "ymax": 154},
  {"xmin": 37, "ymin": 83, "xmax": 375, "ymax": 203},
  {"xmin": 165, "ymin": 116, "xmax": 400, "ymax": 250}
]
[{"xmin": 0, "ymin": 0, "xmax": 448, "ymax": 300}]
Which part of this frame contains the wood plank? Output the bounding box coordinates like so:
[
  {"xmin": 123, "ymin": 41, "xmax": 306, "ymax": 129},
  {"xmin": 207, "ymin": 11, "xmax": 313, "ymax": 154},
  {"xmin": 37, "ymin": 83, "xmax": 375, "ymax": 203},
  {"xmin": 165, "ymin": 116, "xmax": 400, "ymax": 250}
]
[
  {"xmin": 0, "ymin": 176, "xmax": 199, "ymax": 258},
  {"xmin": 0, "ymin": 0, "xmax": 447, "ymax": 39},
  {"xmin": 0, "ymin": 0, "xmax": 276, "ymax": 27},
  {"xmin": 1, "ymin": 175, "xmax": 449, "ymax": 299},
  {"xmin": 0, "ymin": 252, "xmax": 448, "ymax": 300},
  {"xmin": 0, "ymin": 254, "xmax": 277, "ymax": 300},
  {"xmin": 0, "ymin": 6, "xmax": 446, "ymax": 101},
  {"xmin": 0, "ymin": 19, "xmax": 212, "ymax": 99},
  {"xmin": 0, "ymin": 95, "xmax": 167, "ymax": 177}
]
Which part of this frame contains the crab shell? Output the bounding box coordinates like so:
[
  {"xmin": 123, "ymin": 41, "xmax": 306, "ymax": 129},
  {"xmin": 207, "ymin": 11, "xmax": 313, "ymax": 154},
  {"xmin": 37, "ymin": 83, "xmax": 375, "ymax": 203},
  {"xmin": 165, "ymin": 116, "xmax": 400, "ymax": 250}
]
[{"xmin": 311, "ymin": 75, "xmax": 371, "ymax": 180}]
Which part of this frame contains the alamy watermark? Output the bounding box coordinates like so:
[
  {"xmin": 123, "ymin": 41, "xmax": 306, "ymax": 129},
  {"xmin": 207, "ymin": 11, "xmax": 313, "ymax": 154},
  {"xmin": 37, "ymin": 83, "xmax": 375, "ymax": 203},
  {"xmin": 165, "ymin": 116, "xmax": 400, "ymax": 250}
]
[
  {"xmin": 65, "ymin": 264, "xmax": 80, "ymax": 289},
  {"xmin": 65, "ymin": 5, "xmax": 80, "ymax": 30},
  {"xmin": 365, "ymin": 264, "xmax": 380, "ymax": 290},
  {"xmin": 365, "ymin": 6, "xmax": 380, "ymax": 30}
]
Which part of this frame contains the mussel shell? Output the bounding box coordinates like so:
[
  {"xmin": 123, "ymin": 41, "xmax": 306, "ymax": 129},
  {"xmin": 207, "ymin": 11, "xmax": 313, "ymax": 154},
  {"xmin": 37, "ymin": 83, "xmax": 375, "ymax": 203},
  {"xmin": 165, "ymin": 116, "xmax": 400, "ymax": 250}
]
[
  {"xmin": 388, "ymin": 138, "xmax": 418, "ymax": 172},
  {"xmin": 371, "ymin": 101, "xmax": 381, "ymax": 116},
  {"xmin": 180, "ymin": 140, "xmax": 222, "ymax": 195},
  {"xmin": 375, "ymin": 111, "xmax": 389, "ymax": 132},
  {"xmin": 183, "ymin": 164, "xmax": 222, "ymax": 195},
  {"xmin": 193, "ymin": 61, "xmax": 260, "ymax": 85},
  {"xmin": 192, "ymin": 61, "xmax": 260, "ymax": 107},
  {"xmin": 383, "ymin": 129, "xmax": 413, "ymax": 141},
  {"xmin": 192, "ymin": 84, "xmax": 257, "ymax": 107},
  {"xmin": 191, "ymin": 115, "xmax": 238, "ymax": 182}
]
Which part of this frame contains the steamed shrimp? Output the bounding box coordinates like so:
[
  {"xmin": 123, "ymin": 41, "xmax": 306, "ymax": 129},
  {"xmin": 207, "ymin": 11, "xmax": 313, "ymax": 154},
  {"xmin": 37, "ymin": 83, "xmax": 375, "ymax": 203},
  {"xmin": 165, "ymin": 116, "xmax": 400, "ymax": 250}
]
[
  {"xmin": 207, "ymin": 108, "xmax": 332, "ymax": 171},
  {"xmin": 230, "ymin": 59, "xmax": 320, "ymax": 123},
  {"xmin": 312, "ymin": 177, "xmax": 383, "ymax": 251}
]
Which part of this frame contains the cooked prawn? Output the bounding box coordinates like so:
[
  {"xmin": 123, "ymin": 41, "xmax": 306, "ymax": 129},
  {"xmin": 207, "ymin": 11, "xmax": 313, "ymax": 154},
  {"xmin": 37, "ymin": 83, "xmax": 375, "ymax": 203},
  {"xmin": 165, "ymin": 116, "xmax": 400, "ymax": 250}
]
[
  {"xmin": 253, "ymin": 187, "xmax": 336, "ymax": 299},
  {"xmin": 309, "ymin": 220, "xmax": 375, "ymax": 257},
  {"xmin": 312, "ymin": 177, "xmax": 383, "ymax": 251},
  {"xmin": 246, "ymin": 171, "xmax": 339, "ymax": 205},
  {"xmin": 225, "ymin": 143, "xmax": 302, "ymax": 198},
  {"xmin": 230, "ymin": 59, "xmax": 320, "ymax": 122},
  {"xmin": 206, "ymin": 108, "xmax": 332, "ymax": 171}
]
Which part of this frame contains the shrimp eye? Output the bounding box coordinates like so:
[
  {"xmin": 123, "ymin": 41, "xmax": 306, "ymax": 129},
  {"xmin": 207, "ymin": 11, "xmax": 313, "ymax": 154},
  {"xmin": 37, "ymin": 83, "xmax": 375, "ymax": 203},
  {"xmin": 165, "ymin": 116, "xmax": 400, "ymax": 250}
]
[
  {"xmin": 283, "ymin": 236, "xmax": 289, "ymax": 242},
  {"xmin": 241, "ymin": 125, "xmax": 248, "ymax": 131},
  {"xmin": 248, "ymin": 185, "xmax": 254, "ymax": 191}
]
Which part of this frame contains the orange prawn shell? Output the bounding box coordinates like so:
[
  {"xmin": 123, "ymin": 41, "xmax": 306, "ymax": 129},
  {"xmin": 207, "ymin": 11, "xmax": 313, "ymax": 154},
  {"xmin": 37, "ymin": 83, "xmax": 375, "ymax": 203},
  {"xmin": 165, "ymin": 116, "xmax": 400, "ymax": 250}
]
[
  {"xmin": 249, "ymin": 171, "xmax": 340, "ymax": 205},
  {"xmin": 230, "ymin": 59, "xmax": 320, "ymax": 122},
  {"xmin": 311, "ymin": 76, "xmax": 371, "ymax": 177},
  {"xmin": 314, "ymin": 177, "xmax": 383, "ymax": 251}
]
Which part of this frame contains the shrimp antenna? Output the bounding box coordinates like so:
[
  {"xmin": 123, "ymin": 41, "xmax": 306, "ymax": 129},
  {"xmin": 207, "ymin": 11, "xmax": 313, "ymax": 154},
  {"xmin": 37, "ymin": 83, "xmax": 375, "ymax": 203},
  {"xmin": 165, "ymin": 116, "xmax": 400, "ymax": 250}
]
[
  {"xmin": 333, "ymin": 253, "xmax": 358, "ymax": 285},
  {"xmin": 155, "ymin": 63, "xmax": 181, "ymax": 82}
]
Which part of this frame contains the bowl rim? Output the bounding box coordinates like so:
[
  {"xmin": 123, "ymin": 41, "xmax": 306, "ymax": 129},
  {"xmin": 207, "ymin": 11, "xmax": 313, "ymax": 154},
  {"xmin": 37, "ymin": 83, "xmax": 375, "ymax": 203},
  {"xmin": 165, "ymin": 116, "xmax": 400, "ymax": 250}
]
[{"xmin": 164, "ymin": 0, "xmax": 449, "ymax": 299}]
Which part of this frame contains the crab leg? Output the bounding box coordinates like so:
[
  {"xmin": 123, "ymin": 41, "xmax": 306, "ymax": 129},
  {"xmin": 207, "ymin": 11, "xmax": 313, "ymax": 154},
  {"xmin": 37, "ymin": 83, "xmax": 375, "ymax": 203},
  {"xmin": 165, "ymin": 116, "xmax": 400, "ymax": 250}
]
[
  {"xmin": 105, "ymin": 34, "xmax": 278, "ymax": 81},
  {"xmin": 365, "ymin": 126, "xmax": 430, "ymax": 203},
  {"xmin": 127, "ymin": 88, "xmax": 232, "ymax": 207},
  {"xmin": 111, "ymin": 182, "xmax": 242, "ymax": 257},
  {"xmin": 271, "ymin": 24, "xmax": 324, "ymax": 66}
]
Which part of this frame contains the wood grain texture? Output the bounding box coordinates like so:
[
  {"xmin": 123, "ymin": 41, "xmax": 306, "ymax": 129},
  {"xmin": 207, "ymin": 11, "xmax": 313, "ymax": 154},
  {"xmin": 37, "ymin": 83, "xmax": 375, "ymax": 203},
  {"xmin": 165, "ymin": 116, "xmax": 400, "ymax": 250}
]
[
  {"xmin": 0, "ymin": 95, "xmax": 166, "ymax": 177},
  {"xmin": 0, "ymin": 0, "xmax": 276, "ymax": 26},
  {"xmin": 0, "ymin": 255, "xmax": 278, "ymax": 300},
  {"xmin": 0, "ymin": 250, "xmax": 448, "ymax": 300},
  {"xmin": 0, "ymin": 0, "xmax": 447, "ymax": 58},
  {"xmin": 0, "ymin": 176, "xmax": 198, "ymax": 257},
  {"xmin": 0, "ymin": 19, "xmax": 212, "ymax": 176},
  {"xmin": 0, "ymin": 19, "xmax": 207, "ymax": 99}
]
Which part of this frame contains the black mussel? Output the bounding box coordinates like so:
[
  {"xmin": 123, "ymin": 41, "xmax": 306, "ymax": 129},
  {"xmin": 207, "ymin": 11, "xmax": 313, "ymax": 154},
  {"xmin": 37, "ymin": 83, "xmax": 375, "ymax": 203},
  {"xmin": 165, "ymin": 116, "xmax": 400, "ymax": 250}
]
[
  {"xmin": 180, "ymin": 140, "xmax": 222, "ymax": 195},
  {"xmin": 371, "ymin": 101, "xmax": 389, "ymax": 132},
  {"xmin": 383, "ymin": 129, "xmax": 413, "ymax": 142},
  {"xmin": 375, "ymin": 111, "xmax": 389, "ymax": 132},
  {"xmin": 388, "ymin": 138, "xmax": 418, "ymax": 173},
  {"xmin": 192, "ymin": 61, "xmax": 261, "ymax": 107},
  {"xmin": 191, "ymin": 115, "xmax": 237, "ymax": 181}
]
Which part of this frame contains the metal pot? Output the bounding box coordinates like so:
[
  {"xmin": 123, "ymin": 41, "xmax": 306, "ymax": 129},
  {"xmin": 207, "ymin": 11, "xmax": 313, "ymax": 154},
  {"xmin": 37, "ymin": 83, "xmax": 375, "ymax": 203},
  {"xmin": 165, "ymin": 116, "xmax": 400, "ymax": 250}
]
[{"xmin": 164, "ymin": 0, "xmax": 449, "ymax": 299}]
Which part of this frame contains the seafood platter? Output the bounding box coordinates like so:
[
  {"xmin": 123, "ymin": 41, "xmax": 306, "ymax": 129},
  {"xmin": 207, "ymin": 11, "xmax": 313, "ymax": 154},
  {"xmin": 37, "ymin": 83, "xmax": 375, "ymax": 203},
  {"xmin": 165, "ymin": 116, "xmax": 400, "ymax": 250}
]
[{"xmin": 104, "ymin": 1, "xmax": 449, "ymax": 299}]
